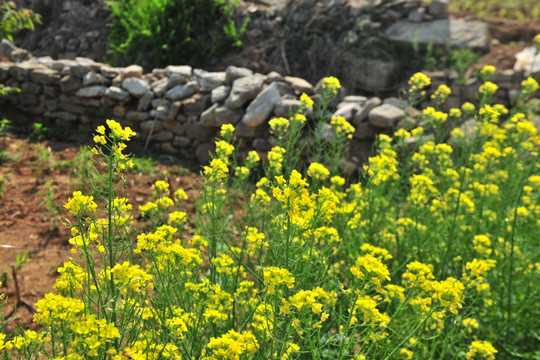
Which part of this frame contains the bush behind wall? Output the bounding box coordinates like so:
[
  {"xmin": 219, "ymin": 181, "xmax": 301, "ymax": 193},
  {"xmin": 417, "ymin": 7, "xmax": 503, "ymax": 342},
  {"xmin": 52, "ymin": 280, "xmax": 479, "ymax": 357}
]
[{"xmin": 105, "ymin": 0, "xmax": 247, "ymax": 71}]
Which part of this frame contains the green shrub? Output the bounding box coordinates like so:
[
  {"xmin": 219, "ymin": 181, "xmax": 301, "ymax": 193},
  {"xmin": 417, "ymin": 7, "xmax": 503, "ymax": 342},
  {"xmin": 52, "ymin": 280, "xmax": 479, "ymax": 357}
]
[
  {"xmin": 0, "ymin": 0, "xmax": 41, "ymax": 42},
  {"xmin": 106, "ymin": 0, "xmax": 247, "ymax": 70}
]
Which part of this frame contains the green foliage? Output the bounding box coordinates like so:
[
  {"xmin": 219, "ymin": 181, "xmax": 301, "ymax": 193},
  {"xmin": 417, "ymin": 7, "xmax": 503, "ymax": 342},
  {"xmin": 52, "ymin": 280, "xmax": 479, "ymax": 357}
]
[
  {"xmin": 0, "ymin": 0, "xmax": 41, "ymax": 42},
  {"xmin": 106, "ymin": 0, "xmax": 247, "ymax": 70},
  {"xmin": 28, "ymin": 122, "xmax": 47, "ymax": 141},
  {"xmin": 0, "ymin": 173, "xmax": 4, "ymax": 198},
  {"xmin": 449, "ymin": 0, "xmax": 540, "ymax": 21},
  {"xmin": 38, "ymin": 180, "xmax": 63, "ymax": 231},
  {"xmin": 0, "ymin": 84, "xmax": 20, "ymax": 96},
  {"xmin": 131, "ymin": 156, "xmax": 160, "ymax": 175}
]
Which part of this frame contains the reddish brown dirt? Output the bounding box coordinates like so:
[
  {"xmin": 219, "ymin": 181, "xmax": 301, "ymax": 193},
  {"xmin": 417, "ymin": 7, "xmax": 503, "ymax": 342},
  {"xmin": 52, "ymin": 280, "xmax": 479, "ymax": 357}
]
[
  {"xmin": 449, "ymin": 12, "xmax": 540, "ymax": 71},
  {"xmin": 0, "ymin": 137, "xmax": 201, "ymax": 331}
]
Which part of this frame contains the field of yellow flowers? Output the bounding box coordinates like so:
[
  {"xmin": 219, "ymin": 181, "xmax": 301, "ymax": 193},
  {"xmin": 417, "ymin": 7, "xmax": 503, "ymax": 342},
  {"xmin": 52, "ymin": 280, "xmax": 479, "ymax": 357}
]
[{"xmin": 1, "ymin": 53, "xmax": 540, "ymax": 359}]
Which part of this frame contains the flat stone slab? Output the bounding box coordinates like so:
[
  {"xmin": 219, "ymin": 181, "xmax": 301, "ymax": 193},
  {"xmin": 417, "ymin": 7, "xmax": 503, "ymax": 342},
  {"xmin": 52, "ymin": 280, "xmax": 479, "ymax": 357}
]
[{"xmin": 384, "ymin": 19, "xmax": 489, "ymax": 51}]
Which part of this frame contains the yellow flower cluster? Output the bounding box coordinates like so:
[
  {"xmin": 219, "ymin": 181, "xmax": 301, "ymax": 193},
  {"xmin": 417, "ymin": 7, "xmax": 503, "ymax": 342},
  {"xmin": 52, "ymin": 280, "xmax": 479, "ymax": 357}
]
[
  {"xmin": 408, "ymin": 72, "xmax": 431, "ymax": 93},
  {"xmin": 322, "ymin": 76, "xmax": 341, "ymax": 94},
  {"xmin": 64, "ymin": 191, "xmax": 97, "ymax": 216},
  {"xmin": 330, "ymin": 115, "xmax": 355, "ymax": 140}
]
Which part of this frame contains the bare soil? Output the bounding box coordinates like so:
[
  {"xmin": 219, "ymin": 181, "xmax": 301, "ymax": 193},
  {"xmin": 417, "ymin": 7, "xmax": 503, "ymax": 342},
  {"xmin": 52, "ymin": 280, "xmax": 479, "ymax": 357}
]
[{"xmin": 0, "ymin": 137, "xmax": 201, "ymax": 330}]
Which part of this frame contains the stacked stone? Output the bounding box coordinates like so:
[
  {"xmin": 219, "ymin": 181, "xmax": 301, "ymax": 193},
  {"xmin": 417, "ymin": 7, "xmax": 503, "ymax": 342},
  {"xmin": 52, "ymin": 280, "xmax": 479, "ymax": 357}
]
[{"xmin": 0, "ymin": 51, "xmax": 527, "ymax": 168}]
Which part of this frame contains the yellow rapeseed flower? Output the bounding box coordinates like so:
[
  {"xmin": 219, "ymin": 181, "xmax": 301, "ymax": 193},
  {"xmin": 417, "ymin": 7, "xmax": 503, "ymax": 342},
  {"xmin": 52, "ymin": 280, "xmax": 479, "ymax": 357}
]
[
  {"xmin": 322, "ymin": 76, "xmax": 341, "ymax": 94},
  {"xmin": 479, "ymin": 81, "xmax": 498, "ymax": 97},
  {"xmin": 408, "ymin": 72, "xmax": 431, "ymax": 93},
  {"xmin": 307, "ymin": 162, "xmax": 330, "ymax": 181},
  {"xmin": 480, "ymin": 65, "xmax": 495, "ymax": 78},
  {"xmin": 466, "ymin": 340, "xmax": 497, "ymax": 360},
  {"xmin": 300, "ymin": 92, "xmax": 314, "ymax": 108}
]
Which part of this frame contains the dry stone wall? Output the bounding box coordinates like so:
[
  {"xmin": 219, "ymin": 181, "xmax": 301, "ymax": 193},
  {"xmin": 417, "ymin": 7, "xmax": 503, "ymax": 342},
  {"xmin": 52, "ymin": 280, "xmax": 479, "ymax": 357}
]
[{"xmin": 0, "ymin": 48, "xmax": 527, "ymax": 170}]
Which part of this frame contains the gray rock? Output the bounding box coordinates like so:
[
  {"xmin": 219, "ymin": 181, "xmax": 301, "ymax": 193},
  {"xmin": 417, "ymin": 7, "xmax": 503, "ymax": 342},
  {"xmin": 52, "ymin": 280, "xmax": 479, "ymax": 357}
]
[
  {"xmin": 152, "ymin": 68, "xmax": 166, "ymax": 77},
  {"xmin": 211, "ymin": 85, "xmax": 231, "ymax": 103},
  {"xmin": 383, "ymin": 97, "xmax": 408, "ymax": 110},
  {"xmin": 0, "ymin": 63, "xmax": 9, "ymax": 81},
  {"xmin": 148, "ymin": 77, "xmax": 167, "ymax": 97},
  {"xmin": 235, "ymin": 122, "xmax": 267, "ymax": 139},
  {"xmin": 58, "ymin": 102, "xmax": 85, "ymax": 114},
  {"xmin": 332, "ymin": 103, "xmax": 361, "ymax": 122},
  {"xmin": 165, "ymin": 65, "xmax": 192, "ymax": 78},
  {"xmin": 185, "ymin": 120, "xmax": 217, "ymax": 142},
  {"xmin": 137, "ymin": 91, "xmax": 155, "ymax": 111},
  {"xmin": 105, "ymin": 86, "xmax": 130, "ymax": 102},
  {"xmin": 183, "ymin": 94, "xmax": 211, "ymax": 116},
  {"xmin": 126, "ymin": 111, "xmax": 150, "ymax": 122},
  {"xmin": 429, "ymin": 0, "xmax": 449, "ymax": 16},
  {"xmin": 274, "ymin": 98, "xmax": 302, "ymax": 118},
  {"xmin": 242, "ymin": 82, "xmax": 281, "ymax": 127},
  {"xmin": 50, "ymin": 59, "xmax": 76, "ymax": 71},
  {"xmin": 384, "ymin": 19, "xmax": 489, "ymax": 51},
  {"xmin": 70, "ymin": 58, "xmax": 96, "ymax": 77},
  {"xmin": 122, "ymin": 77, "xmax": 150, "ymax": 98},
  {"xmin": 200, "ymin": 103, "xmax": 243, "ymax": 127},
  {"xmin": 152, "ymin": 130, "xmax": 174, "ymax": 142},
  {"xmin": 21, "ymin": 82, "xmax": 41, "ymax": 94},
  {"xmin": 353, "ymin": 97, "xmax": 381, "ymax": 125},
  {"xmin": 225, "ymin": 74, "xmax": 265, "ymax": 109},
  {"xmin": 173, "ymin": 136, "xmax": 191, "ymax": 148},
  {"xmin": 20, "ymin": 105, "xmax": 44, "ymax": 114},
  {"xmin": 368, "ymin": 103, "xmax": 406, "ymax": 128},
  {"xmin": 0, "ymin": 39, "xmax": 17, "ymax": 58},
  {"xmin": 167, "ymin": 73, "xmax": 188, "ymax": 88},
  {"xmin": 9, "ymin": 63, "xmax": 43, "ymax": 81},
  {"xmin": 75, "ymin": 57, "xmax": 96, "ymax": 67},
  {"xmin": 284, "ymin": 76, "xmax": 314, "ymax": 94},
  {"xmin": 76, "ymin": 85, "xmax": 107, "ymax": 97},
  {"xmin": 265, "ymin": 71, "xmax": 283, "ymax": 84},
  {"xmin": 43, "ymin": 85, "xmax": 60, "ymax": 97},
  {"xmin": 55, "ymin": 111, "xmax": 78, "ymax": 121},
  {"xmin": 164, "ymin": 118, "xmax": 185, "ymax": 135},
  {"xmin": 342, "ymin": 95, "xmax": 368, "ymax": 106},
  {"xmin": 121, "ymin": 64, "xmax": 144, "ymax": 80},
  {"xmin": 151, "ymin": 105, "xmax": 170, "ymax": 120},
  {"xmin": 253, "ymin": 137, "xmax": 271, "ymax": 151},
  {"xmin": 396, "ymin": 116, "xmax": 418, "ymax": 131},
  {"xmin": 195, "ymin": 143, "xmax": 214, "ymax": 164},
  {"xmin": 83, "ymin": 72, "xmax": 109, "ymax": 86},
  {"xmin": 60, "ymin": 75, "xmax": 82, "ymax": 94},
  {"xmin": 141, "ymin": 120, "xmax": 164, "ymax": 133},
  {"xmin": 350, "ymin": 58, "xmax": 398, "ymax": 93},
  {"xmin": 113, "ymin": 105, "xmax": 126, "ymax": 118},
  {"xmin": 168, "ymin": 101, "xmax": 182, "ymax": 121},
  {"xmin": 407, "ymin": 7, "xmax": 425, "ymax": 22},
  {"xmin": 45, "ymin": 99, "xmax": 58, "ymax": 111},
  {"xmin": 59, "ymin": 94, "xmax": 100, "ymax": 107},
  {"xmin": 19, "ymin": 93, "xmax": 39, "ymax": 105},
  {"xmin": 152, "ymin": 99, "xmax": 170, "ymax": 108},
  {"xmin": 100, "ymin": 65, "xmax": 121, "ymax": 78},
  {"xmin": 30, "ymin": 68, "xmax": 61, "ymax": 85},
  {"xmin": 338, "ymin": 159, "xmax": 358, "ymax": 177},
  {"xmin": 199, "ymin": 72, "xmax": 226, "ymax": 92},
  {"xmin": 166, "ymin": 81, "xmax": 198, "ymax": 101},
  {"xmin": 225, "ymin": 65, "xmax": 254, "ymax": 84},
  {"xmin": 10, "ymin": 48, "xmax": 30, "ymax": 62},
  {"xmin": 162, "ymin": 142, "xmax": 179, "ymax": 154},
  {"xmin": 353, "ymin": 122, "xmax": 378, "ymax": 140}
]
